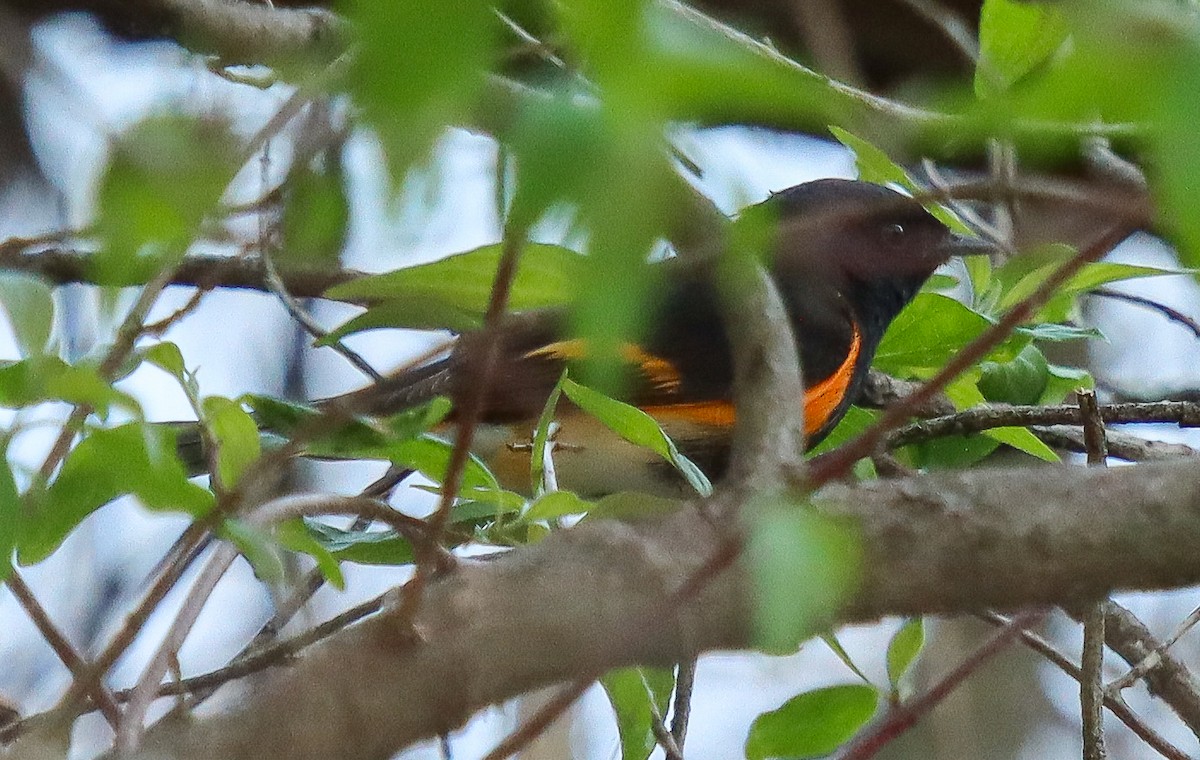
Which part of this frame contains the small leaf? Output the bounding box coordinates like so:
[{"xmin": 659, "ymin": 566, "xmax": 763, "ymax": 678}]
[
  {"xmin": 20, "ymin": 424, "xmax": 214, "ymax": 563},
  {"xmin": 745, "ymin": 684, "xmax": 878, "ymax": 760},
  {"xmin": 886, "ymin": 618, "xmax": 925, "ymax": 699},
  {"xmin": 600, "ymin": 666, "xmax": 676, "ymax": 760},
  {"xmin": 560, "ymin": 378, "xmax": 712, "ymax": 496},
  {"xmin": 201, "ymin": 397, "xmax": 261, "ymax": 489},
  {"xmin": 275, "ymin": 518, "xmax": 345, "ymax": 590},
  {"xmin": 0, "ymin": 272, "xmax": 54, "ymax": 357},
  {"xmin": 821, "ymin": 633, "xmax": 874, "ymax": 686},
  {"xmin": 523, "ymin": 490, "xmax": 592, "ymax": 522},
  {"xmin": 976, "ymin": 0, "xmax": 1070, "ymax": 98},
  {"xmin": 748, "ymin": 502, "xmax": 862, "ymax": 652},
  {"xmin": 531, "ymin": 373, "xmax": 567, "ymax": 495},
  {"xmin": 0, "ymin": 356, "xmax": 139, "ymax": 416},
  {"xmin": 222, "ymin": 519, "xmax": 285, "ymax": 584},
  {"xmin": 978, "ymin": 344, "xmax": 1048, "ymax": 405},
  {"xmin": 0, "ymin": 442, "xmax": 19, "ymax": 581},
  {"xmin": 304, "ymin": 520, "xmax": 415, "ymax": 566}
]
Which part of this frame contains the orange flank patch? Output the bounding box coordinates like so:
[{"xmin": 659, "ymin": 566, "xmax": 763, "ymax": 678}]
[
  {"xmin": 523, "ymin": 340, "xmax": 682, "ymax": 392},
  {"xmin": 802, "ymin": 322, "xmax": 862, "ymax": 436},
  {"xmin": 527, "ymin": 324, "xmax": 862, "ymax": 438},
  {"xmin": 643, "ymin": 400, "xmax": 736, "ymax": 428}
]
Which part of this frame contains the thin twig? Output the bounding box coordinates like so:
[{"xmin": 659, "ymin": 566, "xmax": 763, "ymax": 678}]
[
  {"xmin": 1109, "ymin": 604, "xmax": 1200, "ymax": 692},
  {"xmin": 4, "ymin": 572, "xmax": 120, "ymax": 728},
  {"xmin": 836, "ymin": 610, "xmax": 1047, "ymax": 759},
  {"xmin": 887, "ymin": 400, "xmax": 1200, "ymax": 450},
  {"xmin": 481, "ymin": 679, "xmax": 592, "ymax": 760},
  {"xmin": 979, "ymin": 612, "xmax": 1191, "ymax": 760},
  {"xmin": 1078, "ymin": 390, "xmax": 1109, "ymax": 760},
  {"xmin": 1032, "ymin": 425, "xmax": 1200, "ymax": 462},
  {"xmin": 1092, "ymin": 288, "xmax": 1200, "ymax": 341},
  {"xmin": 670, "ymin": 658, "xmax": 696, "ymax": 748}
]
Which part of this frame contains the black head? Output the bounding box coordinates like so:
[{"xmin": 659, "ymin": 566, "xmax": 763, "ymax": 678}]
[{"xmin": 750, "ymin": 179, "xmax": 976, "ymax": 336}]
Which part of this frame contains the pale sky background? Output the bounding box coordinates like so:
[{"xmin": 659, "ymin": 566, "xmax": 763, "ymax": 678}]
[{"xmin": 3, "ymin": 13, "xmax": 1200, "ymax": 760}]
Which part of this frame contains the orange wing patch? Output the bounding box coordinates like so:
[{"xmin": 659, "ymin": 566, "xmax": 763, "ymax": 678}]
[
  {"xmin": 523, "ymin": 340, "xmax": 682, "ymax": 392},
  {"xmin": 802, "ymin": 321, "xmax": 862, "ymax": 436}
]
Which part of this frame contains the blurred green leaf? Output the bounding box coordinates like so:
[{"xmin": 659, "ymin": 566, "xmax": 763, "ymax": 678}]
[
  {"xmin": 222, "ymin": 519, "xmax": 286, "ymax": 584},
  {"xmin": 201, "ymin": 396, "xmax": 261, "ymax": 489},
  {"xmin": 748, "ymin": 503, "xmax": 862, "ymax": 652},
  {"xmin": 1016, "ymin": 323, "xmax": 1103, "ymax": 343},
  {"xmin": 20, "ymin": 423, "xmax": 213, "ymax": 564},
  {"xmin": 808, "ymin": 406, "xmax": 877, "ymax": 457},
  {"xmin": 599, "ymin": 666, "xmax": 676, "ymax": 760},
  {"xmin": 560, "ymin": 377, "xmax": 712, "ymax": 496},
  {"xmin": 280, "ymin": 155, "xmax": 349, "ymax": 266},
  {"xmin": 0, "ymin": 356, "xmax": 139, "ymax": 416},
  {"xmin": 950, "ymin": 375, "xmax": 1058, "ymax": 462},
  {"xmin": 0, "ymin": 273, "xmax": 54, "ymax": 357},
  {"xmin": 95, "ymin": 115, "xmax": 237, "ymax": 283},
  {"xmin": 0, "ymin": 442, "xmax": 18, "ymax": 582},
  {"xmin": 745, "ymin": 684, "xmax": 878, "ymax": 760},
  {"xmin": 976, "ymin": 0, "xmax": 1070, "ymax": 98},
  {"xmin": 523, "ymin": 489, "xmax": 591, "ymax": 522},
  {"xmin": 583, "ymin": 491, "xmax": 684, "ymax": 523},
  {"xmin": 323, "ymin": 243, "xmax": 582, "ymax": 337},
  {"xmin": 346, "ymin": 0, "xmax": 495, "ymax": 185},
  {"xmin": 886, "ymin": 618, "xmax": 925, "ymax": 700},
  {"xmin": 276, "ymin": 518, "xmax": 345, "ymax": 590}
]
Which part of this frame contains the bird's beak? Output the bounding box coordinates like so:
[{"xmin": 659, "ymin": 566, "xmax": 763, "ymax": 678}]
[{"xmin": 942, "ymin": 232, "xmax": 997, "ymax": 258}]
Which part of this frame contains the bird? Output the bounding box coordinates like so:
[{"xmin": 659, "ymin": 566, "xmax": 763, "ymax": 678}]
[{"xmin": 319, "ymin": 178, "xmax": 991, "ymax": 498}]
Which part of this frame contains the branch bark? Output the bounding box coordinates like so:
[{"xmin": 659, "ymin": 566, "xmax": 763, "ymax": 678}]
[{"xmin": 96, "ymin": 458, "xmax": 1200, "ymax": 760}]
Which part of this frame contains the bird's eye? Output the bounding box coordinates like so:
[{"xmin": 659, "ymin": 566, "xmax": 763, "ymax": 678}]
[{"xmin": 882, "ymin": 223, "xmax": 906, "ymax": 243}]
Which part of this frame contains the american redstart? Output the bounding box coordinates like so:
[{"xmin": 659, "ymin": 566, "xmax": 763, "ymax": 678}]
[{"xmin": 317, "ymin": 178, "xmax": 991, "ymax": 497}]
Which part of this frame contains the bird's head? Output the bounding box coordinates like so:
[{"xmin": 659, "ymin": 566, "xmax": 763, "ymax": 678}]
[{"xmin": 750, "ymin": 178, "xmax": 990, "ymax": 331}]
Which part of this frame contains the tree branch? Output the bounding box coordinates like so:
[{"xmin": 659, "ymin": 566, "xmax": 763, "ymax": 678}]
[{"xmin": 98, "ymin": 458, "xmax": 1200, "ymax": 760}]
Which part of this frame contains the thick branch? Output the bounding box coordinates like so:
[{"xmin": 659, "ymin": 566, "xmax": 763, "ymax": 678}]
[{"xmin": 112, "ymin": 459, "xmax": 1200, "ymax": 760}]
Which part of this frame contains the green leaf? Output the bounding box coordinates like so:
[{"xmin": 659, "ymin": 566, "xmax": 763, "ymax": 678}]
[
  {"xmin": 807, "ymin": 406, "xmax": 877, "ymax": 457},
  {"xmin": 978, "ymin": 344, "xmax": 1048, "ymax": 405},
  {"xmin": 976, "ymin": 0, "xmax": 1070, "ymax": 98},
  {"xmin": 600, "ymin": 666, "xmax": 676, "ymax": 760},
  {"xmin": 560, "ymin": 378, "xmax": 712, "ymax": 496},
  {"xmin": 201, "ymin": 397, "xmax": 261, "ymax": 489},
  {"xmin": 0, "ymin": 442, "xmax": 19, "ymax": 582},
  {"xmin": 280, "ymin": 155, "xmax": 348, "ymax": 266},
  {"xmin": 745, "ymin": 684, "xmax": 878, "ymax": 760},
  {"xmin": 523, "ymin": 490, "xmax": 592, "ymax": 523},
  {"xmin": 142, "ymin": 341, "xmax": 188, "ymax": 380},
  {"xmin": 304, "ymin": 520, "xmax": 414, "ymax": 566},
  {"xmin": 20, "ymin": 423, "xmax": 214, "ymax": 564},
  {"xmin": 874, "ymin": 294, "xmax": 994, "ymax": 378},
  {"xmin": 0, "ymin": 356, "xmax": 139, "ymax": 416},
  {"xmin": 583, "ymin": 491, "xmax": 684, "ymax": 523},
  {"xmin": 95, "ymin": 116, "xmax": 237, "ymax": 284},
  {"xmin": 1016, "ymin": 323, "xmax": 1104, "ymax": 343},
  {"xmin": 323, "ymin": 243, "xmax": 582, "ymax": 337},
  {"xmin": 222, "ymin": 519, "xmax": 285, "ymax": 584},
  {"xmin": 275, "ymin": 518, "xmax": 345, "ymax": 590},
  {"xmin": 530, "ymin": 373, "xmax": 567, "ymax": 496},
  {"xmin": 1042, "ymin": 363, "xmax": 1093, "ymax": 405},
  {"xmin": 829, "ymin": 127, "xmax": 971, "ymax": 234},
  {"xmin": 748, "ymin": 503, "xmax": 862, "ymax": 652},
  {"xmin": 950, "ymin": 375, "xmax": 1059, "ymax": 463},
  {"xmin": 390, "ymin": 436, "xmax": 499, "ymax": 494},
  {"xmin": 346, "ymin": 0, "xmax": 495, "ymax": 186},
  {"xmin": 820, "ymin": 633, "xmax": 874, "ymax": 686},
  {"xmin": 0, "ymin": 272, "xmax": 54, "ymax": 357},
  {"xmin": 886, "ymin": 618, "xmax": 925, "ymax": 699}
]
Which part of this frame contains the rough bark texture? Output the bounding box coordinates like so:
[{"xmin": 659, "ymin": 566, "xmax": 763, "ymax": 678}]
[{"xmin": 103, "ymin": 459, "xmax": 1200, "ymax": 760}]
